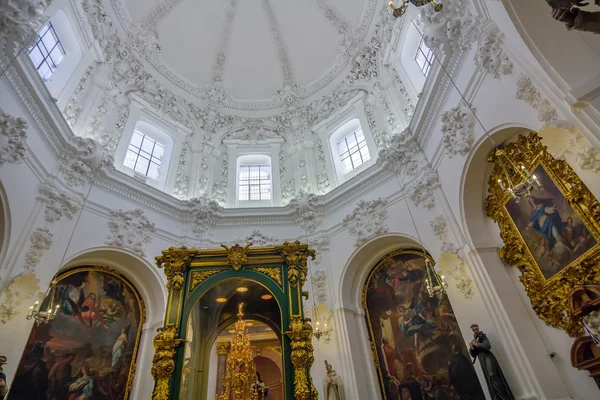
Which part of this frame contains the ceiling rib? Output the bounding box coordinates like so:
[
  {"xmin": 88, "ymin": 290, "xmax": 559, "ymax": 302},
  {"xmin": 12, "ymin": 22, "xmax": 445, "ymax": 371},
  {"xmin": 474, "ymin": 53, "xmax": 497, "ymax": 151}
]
[
  {"xmin": 212, "ymin": 0, "xmax": 239, "ymax": 85},
  {"xmin": 262, "ymin": 0, "xmax": 295, "ymax": 87},
  {"xmin": 142, "ymin": 0, "xmax": 184, "ymax": 27},
  {"xmin": 315, "ymin": 0, "xmax": 349, "ymax": 35}
]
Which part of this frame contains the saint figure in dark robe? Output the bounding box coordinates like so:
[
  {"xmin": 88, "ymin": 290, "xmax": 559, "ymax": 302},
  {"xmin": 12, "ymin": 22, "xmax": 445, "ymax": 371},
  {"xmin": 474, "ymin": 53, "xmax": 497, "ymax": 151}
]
[
  {"xmin": 448, "ymin": 344, "xmax": 485, "ymax": 400},
  {"xmin": 469, "ymin": 324, "xmax": 515, "ymax": 400}
]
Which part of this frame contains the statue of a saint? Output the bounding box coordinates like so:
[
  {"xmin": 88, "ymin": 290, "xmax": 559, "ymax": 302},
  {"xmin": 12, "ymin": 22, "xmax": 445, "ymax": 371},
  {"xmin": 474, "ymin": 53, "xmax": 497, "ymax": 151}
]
[
  {"xmin": 323, "ymin": 360, "xmax": 344, "ymax": 400},
  {"xmin": 253, "ymin": 372, "xmax": 269, "ymax": 400},
  {"xmin": 547, "ymin": 0, "xmax": 600, "ymax": 34},
  {"xmin": 469, "ymin": 324, "xmax": 515, "ymax": 400}
]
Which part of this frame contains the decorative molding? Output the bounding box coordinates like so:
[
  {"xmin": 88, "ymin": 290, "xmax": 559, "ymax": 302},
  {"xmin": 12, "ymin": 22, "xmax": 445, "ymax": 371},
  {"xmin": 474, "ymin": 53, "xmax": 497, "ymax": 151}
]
[
  {"xmin": 342, "ymin": 198, "xmax": 389, "ymax": 247},
  {"xmin": 419, "ymin": 0, "xmax": 479, "ymax": 54},
  {"xmin": 0, "ymin": 273, "xmax": 44, "ymax": 324},
  {"xmin": 228, "ymin": 230, "xmax": 278, "ymax": 247},
  {"xmin": 0, "ymin": 110, "xmax": 28, "ymax": 164},
  {"xmin": 310, "ymin": 235, "xmax": 330, "ymax": 266},
  {"xmin": 315, "ymin": 0, "xmax": 349, "ymax": 35},
  {"xmin": 211, "ymin": 0, "xmax": 238, "ymax": 85},
  {"xmin": 190, "ymin": 270, "xmax": 223, "ymax": 292},
  {"xmin": 515, "ymin": 75, "xmax": 558, "ymax": 124},
  {"xmin": 37, "ymin": 182, "xmax": 82, "ymax": 223},
  {"xmin": 24, "ymin": 227, "xmax": 53, "ymax": 272},
  {"xmin": 311, "ymin": 270, "xmax": 328, "ymax": 304},
  {"xmin": 474, "ymin": 24, "xmax": 512, "ymax": 79},
  {"xmin": 262, "ymin": 0, "xmax": 295, "ymax": 89},
  {"xmin": 562, "ymin": 130, "xmax": 600, "ymax": 173},
  {"xmin": 105, "ymin": 209, "xmax": 156, "ymax": 257},
  {"xmin": 59, "ymin": 158, "xmax": 93, "ymax": 187},
  {"xmin": 0, "ymin": 0, "xmax": 50, "ymax": 50},
  {"xmin": 289, "ymin": 191, "xmax": 321, "ymax": 233},
  {"xmin": 440, "ymin": 105, "xmax": 474, "ymax": 157},
  {"xmin": 185, "ymin": 195, "xmax": 221, "ymax": 237},
  {"xmin": 429, "ymin": 215, "xmax": 458, "ymax": 254},
  {"xmin": 378, "ymin": 128, "xmax": 420, "ymax": 175},
  {"xmin": 410, "ymin": 169, "xmax": 440, "ymax": 209},
  {"xmin": 437, "ymin": 252, "xmax": 474, "ymax": 300},
  {"xmin": 252, "ymin": 266, "xmax": 282, "ymax": 287}
]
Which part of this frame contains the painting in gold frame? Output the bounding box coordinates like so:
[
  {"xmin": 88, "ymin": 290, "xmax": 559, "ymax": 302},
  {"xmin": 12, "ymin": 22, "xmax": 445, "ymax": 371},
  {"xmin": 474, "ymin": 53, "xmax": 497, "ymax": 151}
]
[{"xmin": 485, "ymin": 133, "xmax": 600, "ymax": 337}]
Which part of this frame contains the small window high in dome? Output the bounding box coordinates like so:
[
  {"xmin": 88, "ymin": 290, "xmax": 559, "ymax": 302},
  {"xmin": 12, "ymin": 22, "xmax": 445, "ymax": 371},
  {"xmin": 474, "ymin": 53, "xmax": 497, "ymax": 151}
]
[
  {"xmin": 337, "ymin": 129, "xmax": 371, "ymax": 173},
  {"xmin": 123, "ymin": 130, "xmax": 165, "ymax": 180},
  {"xmin": 28, "ymin": 22, "xmax": 66, "ymax": 81},
  {"xmin": 238, "ymin": 164, "xmax": 272, "ymax": 201},
  {"xmin": 415, "ymin": 38, "xmax": 434, "ymax": 77}
]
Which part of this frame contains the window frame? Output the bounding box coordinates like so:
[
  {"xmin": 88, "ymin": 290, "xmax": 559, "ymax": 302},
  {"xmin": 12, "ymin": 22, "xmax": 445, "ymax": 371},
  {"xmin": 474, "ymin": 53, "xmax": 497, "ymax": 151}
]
[
  {"xmin": 337, "ymin": 129, "xmax": 371, "ymax": 173},
  {"xmin": 237, "ymin": 164, "xmax": 272, "ymax": 202},
  {"xmin": 28, "ymin": 22, "xmax": 66, "ymax": 81},
  {"xmin": 414, "ymin": 38, "xmax": 434, "ymax": 77},
  {"xmin": 123, "ymin": 130, "xmax": 165, "ymax": 180}
]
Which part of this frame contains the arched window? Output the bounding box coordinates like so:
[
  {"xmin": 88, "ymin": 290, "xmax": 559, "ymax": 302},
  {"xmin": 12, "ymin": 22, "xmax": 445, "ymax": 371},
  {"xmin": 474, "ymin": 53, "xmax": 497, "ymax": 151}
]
[
  {"xmin": 123, "ymin": 129, "xmax": 165, "ymax": 180},
  {"xmin": 236, "ymin": 154, "xmax": 273, "ymax": 205},
  {"xmin": 327, "ymin": 118, "xmax": 375, "ymax": 183}
]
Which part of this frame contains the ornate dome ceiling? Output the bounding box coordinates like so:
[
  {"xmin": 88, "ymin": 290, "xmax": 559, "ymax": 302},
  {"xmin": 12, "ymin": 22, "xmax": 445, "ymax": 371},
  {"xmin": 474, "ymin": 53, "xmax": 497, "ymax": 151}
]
[{"xmin": 116, "ymin": 0, "xmax": 377, "ymax": 114}]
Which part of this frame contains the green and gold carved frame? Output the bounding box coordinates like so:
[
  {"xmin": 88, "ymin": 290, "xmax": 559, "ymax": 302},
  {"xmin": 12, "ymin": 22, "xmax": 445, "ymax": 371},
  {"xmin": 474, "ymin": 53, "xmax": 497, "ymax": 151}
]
[
  {"xmin": 485, "ymin": 133, "xmax": 600, "ymax": 336},
  {"xmin": 150, "ymin": 242, "xmax": 318, "ymax": 400}
]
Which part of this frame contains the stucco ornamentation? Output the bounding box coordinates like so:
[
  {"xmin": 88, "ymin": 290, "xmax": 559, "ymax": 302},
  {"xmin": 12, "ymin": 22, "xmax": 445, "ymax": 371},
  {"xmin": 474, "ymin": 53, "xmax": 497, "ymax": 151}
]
[
  {"xmin": 311, "ymin": 270, "xmax": 328, "ymax": 304},
  {"xmin": 0, "ymin": 273, "xmax": 44, "ymax": 324},
  {"xmin": 564, "ymin": 130, "xmax": 600, "ymax": 173},
  {"xmin": 410, "ymin": 169, "xmax": 440, "ymax": 209},
  {"xmin": 0, "ymin": 110, "xmax": 28, "ymax": 164},
  {"xmin": 378, "ymin": 129, "xmax": 420, "ymax": 174},
  {"xmin": 0, "ymin": 0, "xmax": 51, "ymax": 49},
  {"xmin": 437, "ymin": 252, "xmax": 474, "ymax": 300},
  {"xmin": 24, "ymin": 227, "xmax": 53, "ymax": 272},
  {"xmin": 419, "ymin": 0, "xmax": 478, "ymax": 54},
  {"xmin": 441, "ymin": 106, "xmax": 474, "ymax": 157},
  {"xmin": 343, "ymin": 198, "xmax": 389, "ymax": 247},
  {"xmin": 38, "ymin": 182, "xmax": 81, "ymax": 223},
  {"xmin": 515, "ymin": 75, "xmax": 558, "ymax": 124},
  {"xmin": 106, "ymin": 209, "xmax": 156, "ymax": 257},
  {"xmin": 474, "ymin": 24, "xmax": 512, "ymax": 79},
  {"xmin": 59, "ymin": 159, "xmax": 93, "ymax": 187},
  {"xmin": 289, "ymin": 191, "xmax": 321, "ymax": 233},
  {"xmin": 185, "ymin": 195, "xmax": 221, "ymax": 236}
]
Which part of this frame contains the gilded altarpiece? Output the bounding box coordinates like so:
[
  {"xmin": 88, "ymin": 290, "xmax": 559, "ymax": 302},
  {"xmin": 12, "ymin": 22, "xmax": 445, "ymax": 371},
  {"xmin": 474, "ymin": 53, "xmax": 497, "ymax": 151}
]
[
  {"xmin": 151, "ymin": 242, "xmax": 318, "ymax": 400},
  {"xmin": 485, "ymin": 133, "xmax": 600, "ymax": 336}
]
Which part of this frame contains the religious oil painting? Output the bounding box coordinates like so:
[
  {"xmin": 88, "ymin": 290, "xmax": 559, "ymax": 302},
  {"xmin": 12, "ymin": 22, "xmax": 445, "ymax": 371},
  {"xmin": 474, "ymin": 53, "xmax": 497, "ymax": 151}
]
[
  {"xmin": 364, "ymin": 250, "xmax": 484, "ymax": 400},
  {"xmin": 7, "ymin": 267, "xmax": 144, "ymax": 400},
  {"xmin": 505, "ymin": 165, "xmax": 596, "ymax": 280}
]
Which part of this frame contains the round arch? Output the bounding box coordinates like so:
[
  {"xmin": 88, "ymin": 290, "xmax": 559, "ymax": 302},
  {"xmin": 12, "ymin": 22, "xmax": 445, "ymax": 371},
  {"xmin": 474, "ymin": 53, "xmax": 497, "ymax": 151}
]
[
  {"xmin": 60, "ymin": 246, "xmax": 167, "ymax": 327},
  {"xmin": 0, "ymin": 180, "xmax": 11, "ymax": 268},
  {"xmin": 457, "ymin": 125, "xmax": 599, "ymax": 399}
]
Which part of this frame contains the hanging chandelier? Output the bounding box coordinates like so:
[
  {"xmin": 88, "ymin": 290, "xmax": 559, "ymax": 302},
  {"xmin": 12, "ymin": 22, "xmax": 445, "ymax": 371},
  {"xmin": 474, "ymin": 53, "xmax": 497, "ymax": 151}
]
[
  {"xmin": 312, "ymin": 304, "xmax": 333, "ymax": 342},
  {"xmin": 389, "ymin": 0, "xmax": 443, "ymax": 18},
  {"xmin": 26, "ymin": 279, "xmax": 60, "ymax": 326},
  {"xmin": 494, "ymin": 148, "xmax": 542, "ymax": 202},
  {"xmin": 424, "ymin": 260, "xmax": 448, "ymax": 300}
]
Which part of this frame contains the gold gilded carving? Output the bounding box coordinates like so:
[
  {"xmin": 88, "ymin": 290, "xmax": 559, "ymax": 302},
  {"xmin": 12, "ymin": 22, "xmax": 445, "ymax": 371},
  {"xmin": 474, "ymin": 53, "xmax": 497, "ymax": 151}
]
[
  {"xmin": 286, "ymin": 315, "xmax": 318, "ymax": 400},
  {"xmin": 485, "ymin": 133, "xmax": 600, "ymax": 336},
  {"xmin": 221, "ymin": 242, "xmax": 252, "ymax": 270},
  {"xmin": 190, "ymin": 270, "xmax": 222, "ymax": 292},
  {"xmin": 278, "ymin": 241, "xmax": 315, "ymax": 287},
  {"xmin": 252, "ymin": 266, "xmax": 283, "ymax": 287},
  {"xmin": 216, "ymin": 342, "xmax": 230, "ymax": 356},
  {"xmin": 156, "ymin": 246, "xmax": 193, "ymax": 292},
  {"xmin": 151, "ymin": 324, "xmax": 184, "ymax": 400}
]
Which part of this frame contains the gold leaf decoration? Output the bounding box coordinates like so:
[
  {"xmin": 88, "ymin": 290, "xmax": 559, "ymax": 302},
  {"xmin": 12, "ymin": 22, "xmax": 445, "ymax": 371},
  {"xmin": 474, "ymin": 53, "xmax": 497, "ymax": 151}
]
[
  {"xmin": 278, "ymin": 241, "xmax": 316, "ymax": 287},
  {"xmin": 156, "ymin": 246, "xmax": 193, "ymax": 292},
  {"xmin": 189, "ymin": 270, "xmax": 222, "ymax": 292},
  {"xmin": 221, "ymin": 242, "xmax": 252, "ymax": 271},
  {"xmin": 485, "ymin": 133, "xmax": 600, "ymax": 337},
  {"xmin": 252, "ymin": 267, "xmax": 282, "ymax": 287},
  {"xmin": 151, "ymin": 324, "xmax": 184, "ymax": 400}
]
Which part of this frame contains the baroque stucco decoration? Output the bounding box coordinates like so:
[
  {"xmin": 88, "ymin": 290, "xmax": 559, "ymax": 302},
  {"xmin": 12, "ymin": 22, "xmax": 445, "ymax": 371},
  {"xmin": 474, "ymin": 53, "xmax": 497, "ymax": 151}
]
[
  {"xmin": 311, "ymin": 270, "xmax": 328, "ymax": 305},
  {"xmin": 0, "ymin": 0, "xmax": 51, "ymax": 49},
  {"xmin": 342, "ymin": 198, "xmax": 389, "ymax": 247},
  {"xmin": 429, "ymin": 215, "xmax": 473, "ymax": 299},
  {"xmin": 0, "ymin": 272, "xmax": 44, "ymax": 324},
  {"xmin": 562, "ymin": 130, "xmax": 600, "ymax": 173},
  {"xmin": 290, "ymin": 191, "xmax": 321, "ymax": 233},
  {"xmin": 24, "ymin": 227, "xmax": 53, "ymax": 272},
  {"xmin": 106, "ymin": 208, "xmax": 156, "ymax": 257},
  {"xmin": 516, "ymin": 75, "xmax": 558, "ymax": 124},
  {"xmin": 440, "ymin": 105, "xmax": 475, "ymax": 157},
  {"xmin": 474, "ymin": 24, "xmax": 512, "ymax": 79},
  {"xmin": 37, "ymin": 182, "xmax": 82, "ymax": 223},
  {"xmin": 410, "ymin": 168, "xmax": 440, "ymax": 209},
  {"xmin": 419, "ymin": 0, "xmax": 479, "ymax": 54},
  {"xmin": 0, "ymin": 110, "xmax": 28, "ymax": 164}
]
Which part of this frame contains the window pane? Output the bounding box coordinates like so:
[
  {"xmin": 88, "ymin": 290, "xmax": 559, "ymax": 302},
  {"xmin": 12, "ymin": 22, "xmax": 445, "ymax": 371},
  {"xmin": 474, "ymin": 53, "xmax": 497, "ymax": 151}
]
[
  {"xmin": 360, "ymin": 146, "xmax": 371, "ymax": 161},
  {"xmin": 355, "ymin": 130, "xmax": 365, "ymax": 141},
  {"xmin": 38, "ymin": 62, "xmax": 53, "ymax": 81},
  {"xmin": 134, "ymin": 157, "xmax": 149, "ymax": 175},
  {"xmin": 141, "ymin": 137, "xmax": 155, "ymax": 154},
  {"xmin": 123, "ymin": 150, "xmax": 138, "ymax": 169},
  {"xmin": 147, "ymin": 162, "xmax": 160, "ymax": 180},
  {"xmin": 343, "ymin": 158, "xmax": 353, "ymax": 173},
  {"xmin": 346, "ymin": 134, "xmax": 357, "ymax": 148},
  {"xmin": 29, "ymin": 46, "xmax": 44, "ymax": 66},
  {"xmin": 38, "ymin": 23, "xmax": 51, "ymax": 37},
  {"xmin": 130, "ymin": 131, "xmax": 144, "ymax": 148},
  {"xmin": 351, "ymin": 152, "xmax": 362, "ymax": 167},
  {"xmin": 153, "ymin": 143, "xmax": 164, "ymax": 160},
  {"xmin": 337, "ymin": 141, "xmax": 348, "ymax": 154},
  {"xmin": 41, "ymin": 34, "xmax": 58, "ymax": 53},
  {"xmin": 49, "ymin": 46, "xmax": 64, "ymax": 67}
]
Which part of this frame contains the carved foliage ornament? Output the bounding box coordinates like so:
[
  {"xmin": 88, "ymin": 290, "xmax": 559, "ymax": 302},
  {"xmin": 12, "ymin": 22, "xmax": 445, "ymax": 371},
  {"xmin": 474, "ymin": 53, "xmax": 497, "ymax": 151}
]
[
  {"xmin": 151, "ymin": 324, "xmax": 184, "ymax": 400},
  {"xmin": 286, "ymin": 315, "xmax": 318, "ymax": 400},
  {"xmin": 252, "ymin": 267, "xmax": 283, "ymax": 287},
  {"xmin": 221, "ymin": 242, "xmax": 252, "ymax": 271},
  {"xmin": 441, "ymin": 105, "xmax": 474, "ymax": 157},
  {"xmin": 190, "ymin": 270, "xmax": 223, "ymax": 292},
  {"xmin": 156, "ymin": 246, "xmax": 194, "ymax": 292},
  {"xmin": 278, "ymin": 241, "xmax": 315, "ymax": 288},
  {"xmin": 485, "ymin": 133, "xmax": 600, "ymax": 336},
  {"xmin": 106, "ymin": 209, "xmax": 155, "ymax": 257},
  {"xmin": 0, "ymin": 110, "xmax": 28, "ymax": 164},
  {"xmin": 343, "ymin": 198, "xmax": 389, "ymax": 247}
]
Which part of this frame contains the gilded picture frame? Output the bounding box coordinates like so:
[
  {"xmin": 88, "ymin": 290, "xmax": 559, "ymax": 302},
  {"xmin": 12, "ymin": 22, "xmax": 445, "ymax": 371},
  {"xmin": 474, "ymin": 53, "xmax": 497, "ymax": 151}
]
[{"xmin": 485, "ymin": 133, "xmax": 600, "ymax": 336}]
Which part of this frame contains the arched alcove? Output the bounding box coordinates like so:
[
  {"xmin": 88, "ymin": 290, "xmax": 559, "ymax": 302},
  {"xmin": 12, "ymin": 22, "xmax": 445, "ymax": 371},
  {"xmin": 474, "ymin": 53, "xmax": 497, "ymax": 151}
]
[
  {"xmin": 337, "ymin": 233, "xmax": 433, "ymax": 400},
  {"xmin": 459, "ymin": 126, "xmax": 599, "ymax": 399}
]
